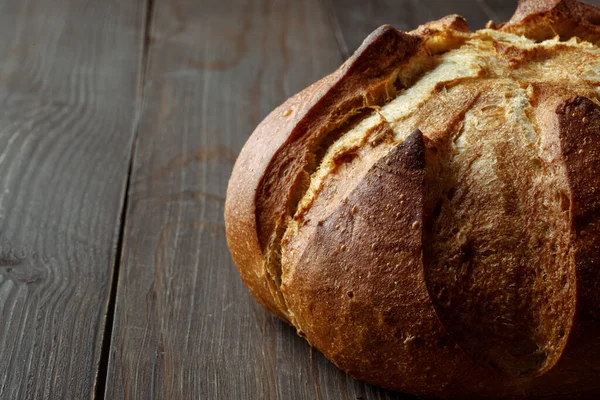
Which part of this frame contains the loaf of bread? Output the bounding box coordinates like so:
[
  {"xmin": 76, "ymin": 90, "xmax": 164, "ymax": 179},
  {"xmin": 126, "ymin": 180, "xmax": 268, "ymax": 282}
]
[{"xmin": 225, "ymin": 0, "xmax": 600, "ymax": 397}]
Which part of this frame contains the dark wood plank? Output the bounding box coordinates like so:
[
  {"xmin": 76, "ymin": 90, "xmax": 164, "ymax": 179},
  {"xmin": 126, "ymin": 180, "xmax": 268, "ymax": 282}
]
[
  {"xmin": 106, "ymin": 0, "xmax": 411, "ymax": 398},
  {"xmin": 0, "ymin": 0, "xmax": 147, "ymax": 398},
  {"xmin": 477, "ymin": 0, "xmax": 516, "ymax": 23}
]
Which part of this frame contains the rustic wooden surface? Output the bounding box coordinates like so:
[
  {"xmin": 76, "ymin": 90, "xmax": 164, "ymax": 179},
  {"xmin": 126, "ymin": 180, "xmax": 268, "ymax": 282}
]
[
  {"xmin": 0, "ymin": 0, "xmax": 147, "ymax": 399},
  {"xmin": 103, "ymin": 0, "xmax": 375, "ymax": 397},
  {"xmin": 2, "ymin": 0, "xmax": 600, "ymax": 399}
]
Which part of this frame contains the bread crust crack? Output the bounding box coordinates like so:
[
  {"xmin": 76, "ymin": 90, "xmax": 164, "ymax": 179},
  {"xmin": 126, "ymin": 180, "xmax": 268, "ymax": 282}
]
[{"xmin": 225, "ymin": 1, "xmax": 600, "ymax": 396}]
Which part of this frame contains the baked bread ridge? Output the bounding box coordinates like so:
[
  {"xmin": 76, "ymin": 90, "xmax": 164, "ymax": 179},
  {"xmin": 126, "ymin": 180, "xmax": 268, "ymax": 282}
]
[
  {"xmin": 502, "ymin": 0, "xmax": 600, "ymax": 44},
  {"xmin": 224, "ymin": 24, "xmax": 421, "ymax": 321},
  {"xmin": 225, "ymin": 16, "xmax": 468, "ymax": 322},
  {"xmin": 225, "ymin": 0, "xmax": 600, "ymax": 398},
  {"xmin": 281, "ymin": 129, "xmax": 496, "ymax": 396},
  {"xmin": 524, "ymin": 94, "xmax": 600, "ymax": 397}
]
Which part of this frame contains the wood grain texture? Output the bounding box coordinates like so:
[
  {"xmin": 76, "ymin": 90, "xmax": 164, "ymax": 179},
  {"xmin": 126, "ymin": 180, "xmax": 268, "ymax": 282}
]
[
  {"xmin": 0, "ymin": 0, "xmax": 146, "ymax": 399},
  {"xmin": 478, "ymin": 0, "xmax": 518, "ymax": 23},
  {"xmin": 105, "ymin": 0, "xmax": 412, "ymax": 398}
]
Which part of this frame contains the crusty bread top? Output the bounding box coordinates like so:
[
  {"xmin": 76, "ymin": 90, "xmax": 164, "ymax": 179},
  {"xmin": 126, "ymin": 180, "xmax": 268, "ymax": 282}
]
[
  {"xmin": 502, "ymin": 0, "xmax": 600, "ymax": 43},
  {"xmin": 225, "ymin": 0, "xmax": 600, "ymax": 397}
]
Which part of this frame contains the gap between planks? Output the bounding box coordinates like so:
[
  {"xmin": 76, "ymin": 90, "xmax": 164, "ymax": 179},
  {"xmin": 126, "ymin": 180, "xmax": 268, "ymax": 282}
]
[{"xmin": 94, "ymin": 0, "xmax": 157, "ymax": 398}]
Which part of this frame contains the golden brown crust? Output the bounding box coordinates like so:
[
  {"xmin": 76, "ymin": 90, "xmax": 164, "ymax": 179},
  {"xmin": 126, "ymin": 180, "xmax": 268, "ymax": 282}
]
[
  {"xmin": 501, "ymin": 0, "xmax": 600, "ymax": 44},
  {"xmin": 424, "ymin": 88, "xmax": 573, "ymax": 381},
  {"xmin": 281, "ymin": 131, "xmax": 498, "ymax": 397},
  {"xmin": 226, "ymin": 25, "xmax": 426, "ymax": 320},
  {"xmin": 525, "ymin": 95, "xmax": 600, "ymax": 397},
  {"xmin": 225, "ymin": 0, "xmax": 600, "ymax": 397}
]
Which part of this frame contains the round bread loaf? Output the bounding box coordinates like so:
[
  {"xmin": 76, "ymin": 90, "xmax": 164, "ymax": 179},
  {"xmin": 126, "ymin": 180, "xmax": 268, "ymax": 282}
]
[{"xmin": 225, "ymin": 0, "xmax": 600, "ymax": 397}]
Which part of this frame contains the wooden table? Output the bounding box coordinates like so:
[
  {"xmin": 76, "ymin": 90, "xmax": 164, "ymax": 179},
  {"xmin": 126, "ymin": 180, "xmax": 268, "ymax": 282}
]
[{"xmin": 1, "ymin": 0, "xmax": 598, "ymax": 398}]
